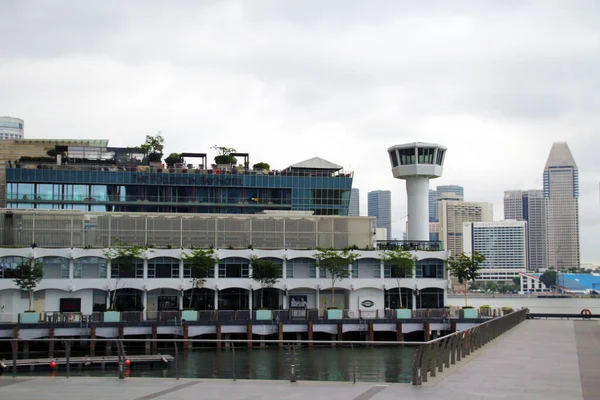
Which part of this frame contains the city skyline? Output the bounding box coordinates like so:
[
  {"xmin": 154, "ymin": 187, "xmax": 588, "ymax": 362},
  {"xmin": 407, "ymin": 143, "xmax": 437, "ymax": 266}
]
[
  {"xmin": 1, "ymin": 2, "xmax": 599, "ymax": 260},
  {"xmin": 368, "ymin": 190, "xmax": 392, "ymax": 241}
]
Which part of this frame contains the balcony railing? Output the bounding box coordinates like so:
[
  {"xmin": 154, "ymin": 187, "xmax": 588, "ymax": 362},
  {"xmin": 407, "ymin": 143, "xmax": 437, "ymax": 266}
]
[
  {"xmin": 6, "ymin": 161, "xmax": 353, "ymax": 178},
  {"xmin": 377, "ymin": 240, "xmax": 444, "ymax": 252}
]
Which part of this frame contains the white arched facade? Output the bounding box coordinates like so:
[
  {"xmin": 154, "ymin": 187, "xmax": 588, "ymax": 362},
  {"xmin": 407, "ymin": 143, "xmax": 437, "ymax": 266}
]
[{"xmin": 0, "ymin": 247, "xmax": 449, "ymax": 320}]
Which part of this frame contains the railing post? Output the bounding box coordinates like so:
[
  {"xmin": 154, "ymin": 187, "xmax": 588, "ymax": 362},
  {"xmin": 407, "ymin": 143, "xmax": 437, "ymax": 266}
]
[
  {"xmin": 117, "ymin": 340, "xmax": 125, "ymax": 380},
  {"xmin": 411, "ymin": 344, "xmax": 424, "ymax": 385},
  {"xmin": 11, "ymin": 339, "xmax": 17, "ymax": 379},
  {"xmin": 174, "ymin": 340, "xmax": 180, "ymax": 380},
  {"xmin": 65, "ymin": 341, "xmax": 71, "ymax": 378},
  {"xmin": 231, "ymin": 340, "xmax": 236, "ymax": 381}
]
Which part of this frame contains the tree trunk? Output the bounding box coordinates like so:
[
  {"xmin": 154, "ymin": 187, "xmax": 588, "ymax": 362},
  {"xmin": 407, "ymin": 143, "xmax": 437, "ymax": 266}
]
[
  {"xmin": 29, "ymin": 290, "xmax": 33, "ymax": 311},
  {"xmin": 331, "ymin": 279, "xmax": 335, "ymax": 308},
  {"xmin": 397, "ymin": 278, "xmax": 402, "ymax": 308},
  {"xmin": 464, "ymin": 283, "xmax": 468, "ymax": 307},
  {"xmin": 188, "ymin": 281, "xmax": 195, "ymax": 309},
  {"xmin": 261, "ymin": 285, "xmax": 265, "ymax": 309}
]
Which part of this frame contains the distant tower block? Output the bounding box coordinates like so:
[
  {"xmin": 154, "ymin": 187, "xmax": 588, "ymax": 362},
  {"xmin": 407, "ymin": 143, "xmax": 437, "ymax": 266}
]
[{"xmin": 388, "ymin": 143, "xmax": 447, "ymax": 241}]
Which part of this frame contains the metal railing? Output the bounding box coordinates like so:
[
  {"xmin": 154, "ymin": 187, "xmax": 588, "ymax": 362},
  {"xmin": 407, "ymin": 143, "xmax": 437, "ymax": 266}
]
[
  {"xmin": 1, "ymin": 308, "xmax": 487, "ymax": 324},
  {"xmin": 410, "ymin": 308, "xmax": 527, "ymax": 385}
]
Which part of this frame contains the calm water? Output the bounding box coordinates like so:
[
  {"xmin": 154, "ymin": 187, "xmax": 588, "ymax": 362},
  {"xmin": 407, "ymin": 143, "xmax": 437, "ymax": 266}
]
[{"xmin": 4, "ymin": 346, "xmax": 417, "ymax": 383}]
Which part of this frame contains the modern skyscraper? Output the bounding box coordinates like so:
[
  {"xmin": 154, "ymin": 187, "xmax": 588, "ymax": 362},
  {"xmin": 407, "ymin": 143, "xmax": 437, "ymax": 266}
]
[
  {"xmin": 428, "ymin": 190, "xmax": 437, "ymax": 222},
  {"xmin": 368, "ymin": 190, "xmax": 392, "ymax": 240},
  {"xmin": 348, "ymin": 188, "xmax": 360, "ymax": 216},
  {"xmin": 439, "ymin": 200, "xmax": 493, "ymax": 256},
  {"xmin": 428, "ymin": 185, "xmax": 464, "ymax": 223},
  {"xmin": 543, "ymin": 142, "xmax": 580, "ymax": 269},
  {"xmin": 504, "ymin": 190, "xmax": 546, "ymax": 271},
  {"xmin": 0, "ymin": 117, "xmax": 24, "ymax": 140},
  {"xmin": 463, "ymin": 220, "xmax": 527, "ymax": 281}
]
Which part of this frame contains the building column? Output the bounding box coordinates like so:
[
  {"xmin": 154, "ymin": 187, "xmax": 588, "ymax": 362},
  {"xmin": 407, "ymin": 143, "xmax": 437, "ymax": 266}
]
[
  {"xmin": 248, "ymin": 289, "xmax": 253, "ymax": 311},
  {"xmin": 142, "ymin": 291, "xmax": 148, "ymax": 320},
  {"xmin": 214, "ymin": 290, "xmax": 219, "ymax": 310},
  {"xmin": 412, "ymin": 290, "xmax": 417, "ymax": 311},
  {"xmin": 69, "ymin": 257, "xmax": 74, "ymax": 280},
  {"xmin": 178, "ymin": 291, "xmax": 183, "ymax": 310}
]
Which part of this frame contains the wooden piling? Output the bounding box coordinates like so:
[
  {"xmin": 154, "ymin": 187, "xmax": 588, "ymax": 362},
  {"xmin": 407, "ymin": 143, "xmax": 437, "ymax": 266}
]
[
  {"xmin": 48, "ymin": 327, "xmax": 55, "ymax": 358},
  {"xmin": 396, "ymin": 321, "xmax": 403, "ymax": 341},
  {"xmin": 307, "ymin": 321, "xmax": 313, "ymax": 347},
  {"xmin": 216, "ymin": 324, "xmax": 222, "ymax": 349},
  {"xmin": 424, "ymin": 321, "xmax": 431, "ymax": 341},
  {"xmin": 89, "ymin": 326, "xmax": 96, "ymax": 357},
  {"xmin": 278, "ymin": 322, "xmax": 284, "ymax": 348}
]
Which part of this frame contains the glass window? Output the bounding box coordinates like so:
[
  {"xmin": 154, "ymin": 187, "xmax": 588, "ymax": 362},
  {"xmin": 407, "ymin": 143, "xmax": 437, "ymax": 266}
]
[
  {"xmin": 148, "ymin": 257, "xmax": 180, "ymax": 278},
  {"xmin": 73, "ymin": 257, "xmax": 107, "ymax": 279},
  {"xmin": 218, "ymin": 257, "xmax": 250, "ymax": 278},
  {"xmin": 91, "ymin": 185, "xmax": 107, "ymax": 201},
  {"xmin": 0, "ymin": 256, "xmax": 26, "ymax": 279},
  {"xmin": 17, "ymin": 183, "xmax": 34, "ymax": 200},
  {"xmin": 38, "ymin": 256, "xmax": 70, "ymax": 279},
  {"xmin": 111, "ymin": 257, "xmax": 144, "ymax": 278}
]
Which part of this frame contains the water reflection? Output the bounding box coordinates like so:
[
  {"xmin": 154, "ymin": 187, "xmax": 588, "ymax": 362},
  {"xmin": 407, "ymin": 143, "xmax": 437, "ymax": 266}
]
[{"xmin": 4, "ymin": 345, "xmax": 416, "ymax": 383}]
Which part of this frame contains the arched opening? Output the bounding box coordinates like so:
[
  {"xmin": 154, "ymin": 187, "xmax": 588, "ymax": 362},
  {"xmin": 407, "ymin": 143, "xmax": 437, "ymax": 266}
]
[
  {"xmin": 183, "ymin": 288, "xmax": 215, "ymax": 310},
  {"xmin": 148, "ymin": 257, "xmax": 180, "ymax": 278},
  {"xmin": 0, "ymin": 256, "xmax": 26, "ymax": 279},
  {"xmin": 218, "ymin": 257, "xmax": 250, "ymax": 278},
  {"xmin": 73, "ymin": 256, "xmax": 107, "ymax": 279},
  {"xmin": 416, "ymin": 288, "xmax": 444, "ymax": 309},
  {"xmin": 112, "ymin": 288, "xmax": 143, "ymax": 312},
  {"xmin": 37, "ymin": 256, "xmax": 69, "ymax": 279},
  {"xmin": 416, "ymin": 258, "xmax": 445, "ymax": 279},
  {"xmin": 384, "ymin": 288, "xmax": 414, "ymax": 310},
  {"xmin": 218, "ymin": 288, "xmax": 249, "ymax": 310},
  {"xmin": 253, "ymin": 288, "xmax": 283, "ymax": 310}
]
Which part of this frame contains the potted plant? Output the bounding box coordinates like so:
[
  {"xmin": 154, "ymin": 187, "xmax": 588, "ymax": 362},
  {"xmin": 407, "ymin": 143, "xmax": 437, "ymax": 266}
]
[
  {"xmin": 315, "ymin": 248, "xmax": 358, "ymax": 320},
  {"xmin": 181, "ymin": 248, "xmax": 218, "ymax": 322},
  {"xmin": 140, "ymin": 132, "xmax": 165, "ymax": 165},
  {"xmin": 250, "ymin": 256, "xmax": 282, "ymax": 320},
  {"xmin": 103, "ymin": 241, "xmax": 149, "ymax": 322},
  {"xmin": 211, "ymin": 145, "xmax": 237, "ymax": 166},
  {"xmin": 165, "ymin": 153, "xmax": 183, "ymax": 168},
  {"xmin": 252, "ymin": 162, "xmax": 270, "ymax": 174},
  {"xmin": 14, "ymin": 257, "xmax": 44, "ymax": 323},
  {"xmin": 382, "ymin": 248, "xmax": 416, "ymax": 319}
]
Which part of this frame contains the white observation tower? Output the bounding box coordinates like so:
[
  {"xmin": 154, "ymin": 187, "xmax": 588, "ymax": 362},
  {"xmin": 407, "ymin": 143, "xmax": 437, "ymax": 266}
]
[{"xmin": 387, "ymin": 143, "xmax": 447, "ymax": 241}]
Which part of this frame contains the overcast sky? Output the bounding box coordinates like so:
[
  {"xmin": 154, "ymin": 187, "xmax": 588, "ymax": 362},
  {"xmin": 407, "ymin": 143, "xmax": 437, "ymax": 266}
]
[{"xmin": 1, "ymin": 1, "xmax": 599, "ymax": 262}]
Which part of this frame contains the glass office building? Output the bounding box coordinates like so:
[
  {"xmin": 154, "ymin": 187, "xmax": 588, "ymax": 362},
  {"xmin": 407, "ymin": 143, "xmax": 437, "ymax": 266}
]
[{"xmin": 5, "ymin": 148, "xmax": 353, "ymax": 216}]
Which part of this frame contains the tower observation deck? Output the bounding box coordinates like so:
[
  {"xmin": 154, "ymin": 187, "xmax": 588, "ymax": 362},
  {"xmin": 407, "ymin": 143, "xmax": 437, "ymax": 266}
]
[{"xmin": 388, "ymin": 143, "xmax": 446, "ymax": 241}]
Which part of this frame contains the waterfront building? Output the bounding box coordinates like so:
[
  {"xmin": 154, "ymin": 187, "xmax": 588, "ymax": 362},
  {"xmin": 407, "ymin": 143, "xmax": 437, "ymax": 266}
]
[
  {"xmin": 463, "ymin": 220, "xmax": 527, "ymax": 281},
  {"xmin": 368, "ymin": 190, "xmax": 392, "ymax": 240},
  {"xmin": 543, "ymin": 142, "xmax": 580, "ymax": 270},
  {"xmin": 4, "ymin": 143, "xmax": 353, "ymax": 216},
  {"xmin": 503, "ymin": 190, "xmax": 546, "ymax": 271},
  {"xmin": 348, "ymin": 188, "xmax": 360, "ymax": 216},
  {"xmin": 439, "ymin": 200, "xmax": 493, "ymax": 257},
  {"xmin": 0, "ymin": 209, "xmax": 448, "ymax": 320},
  {"xmin": 0, "ymin": 138, "xmax": 106, "ymax": 208},
  {"xmin": 0, "ymin": 116, "xmax": 24, "ymax": 140}
]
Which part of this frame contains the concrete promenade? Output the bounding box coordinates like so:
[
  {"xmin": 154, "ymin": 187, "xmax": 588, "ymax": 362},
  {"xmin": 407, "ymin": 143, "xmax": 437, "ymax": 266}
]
[{"xmin": 1, "ymin": 320, "xmax": 597, "ymax": 400}]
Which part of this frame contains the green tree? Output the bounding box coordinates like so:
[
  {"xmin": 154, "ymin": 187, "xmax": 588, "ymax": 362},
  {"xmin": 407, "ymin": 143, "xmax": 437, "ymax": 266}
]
[
  {"xmin": 103, "ymin": 242, "xmax": 148, "ymax": 310},
  {"xmin": 141, "ymin": 132, "xmax": 165, "ymax": 163},
  {"xmin": 381, "ymin": 249, "xmax": 416, "ymax": 308},
  {"xmin": 181, "ymin": 248, "xmax": 218, "ymax": 309},
  {"xmin": 13, "ymin": 257, "xmax": 44, "ymax": 311},
  {"xmin": 315, "ymin": 248, "xmax": 358, "ymax": 308},
  {"xmin": 446, "ymin": 251, "xmax": 486, "ymax": 307},
  {"xmin": 250, "ymin": 256, "xmax": 282, "ymax": 309},
  {"xmin": 211, "ymin": 145, "xmax": 237, "ymax": 165},
  {"xmin": 512, "ymin": 276, "xmax": 521, "ymax": 287},
  {"xmin": 165, "ymin": 153, "xmax": 183, "ymax": 167},
  {"xmin": 252, "ymin": 162, "xmax": 270, "ymax": 171},
  {"xmin": 539, "ymin": 269, "xmax": 558, "ymax": 290}
]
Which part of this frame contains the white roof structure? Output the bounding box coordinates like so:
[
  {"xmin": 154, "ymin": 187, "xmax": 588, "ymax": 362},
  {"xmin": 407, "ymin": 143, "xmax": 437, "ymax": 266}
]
[
  {"xmin": 287, "ymin": 157, "xmax": 343, "ymax": 170},
  {"xmin": 544, "ymin": 142, "xmax": 577, "ymax": 169}
]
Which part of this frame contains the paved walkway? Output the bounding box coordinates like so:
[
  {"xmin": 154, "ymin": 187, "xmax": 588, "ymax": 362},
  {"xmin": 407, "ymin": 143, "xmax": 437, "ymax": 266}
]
[{"xmin": 1, "ymin": 320, "xmax": 596, "ymax": 400}]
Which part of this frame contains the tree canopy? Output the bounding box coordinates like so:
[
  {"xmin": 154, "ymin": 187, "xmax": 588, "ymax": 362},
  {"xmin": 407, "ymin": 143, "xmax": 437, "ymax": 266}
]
[
  {"xmin": 381, "ymin": 248, "xmax": 416, "ymax": 308},
  {"xmin": 182, "ymin": 248, "xmax": 218, "ymax": 309},
  {"xmin": 446, "ymin": 251, "xmax": 485, "ymax": 307},
  {"xmin": 540, "ymin": 269, "xmax": 558, "ymax": 289},
  {"xmin": 13, "ymin": 257, "xmax": 44, "ymax": 311},
  {"xmin": 103, "ymin": 241, "xmax": 148, "ymax": 310},
  {"xmin": 250, "ymin": 256, "xmax": 282, "ymax": 309},
  {"xmin": 315, "ymin": 248, "xmax": 358, "ymax": 308},
  {"xmin": 165, "ymin": 153, "xmax": 183, "ymax": 167}
]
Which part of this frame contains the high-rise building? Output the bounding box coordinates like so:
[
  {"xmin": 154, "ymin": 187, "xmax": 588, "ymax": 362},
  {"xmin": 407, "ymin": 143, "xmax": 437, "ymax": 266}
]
[
  {"xmin": 428, "ymin": 190, "xmax": 437, "ymax": 222},
  {"xmin": 428, "ymin": 185, "xmax": 464, "ymax": 223},
  {"xmin": 439, "ymin": 200, "xmax": 493, "ymax": 256},
  {"xmin": 463, "ymin": 220, "xmax": 527, "ymax": 281},
  {"xmin": 543, "ymin": 142, "xmax": 580, "ymax": 269},
  {"xmin": 348, "ymin": 188, "xmax": 360, "ymax": 216},
  {"xmin": 0, "ymin": 117, "xmax": 24, "ymax": 140},
  {"xmin": 368, "ymin": 190, "xmax": 392, "ymax": 240},
  {"xmin": 504, "ymin": 190, "xmax": 546, "ymax": 271}
]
